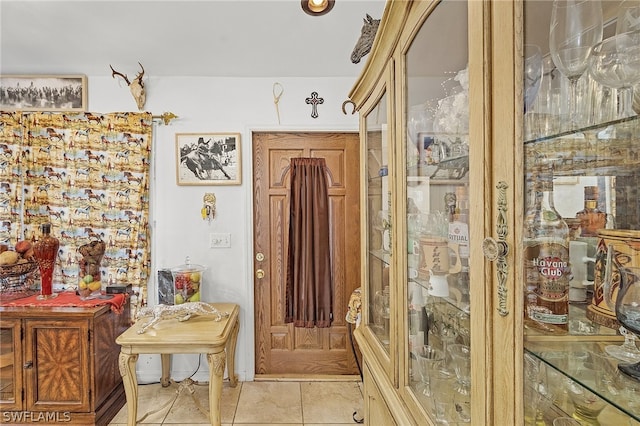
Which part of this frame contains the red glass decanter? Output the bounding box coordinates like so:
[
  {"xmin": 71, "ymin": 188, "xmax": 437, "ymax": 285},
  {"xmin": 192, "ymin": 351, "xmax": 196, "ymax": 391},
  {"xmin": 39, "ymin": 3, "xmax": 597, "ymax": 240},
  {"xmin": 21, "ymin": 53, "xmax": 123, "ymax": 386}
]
[{"xmin": 33, "ymin": 223, "xmax": 59, "ymax": 300}]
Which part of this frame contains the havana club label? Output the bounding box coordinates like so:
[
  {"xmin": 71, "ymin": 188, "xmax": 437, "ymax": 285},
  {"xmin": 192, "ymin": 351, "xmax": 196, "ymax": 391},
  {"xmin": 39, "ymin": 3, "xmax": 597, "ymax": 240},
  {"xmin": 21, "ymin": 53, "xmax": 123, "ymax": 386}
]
[{"xmin": 524, "ymin": 239, "xmax": 570, "ymax": 326}]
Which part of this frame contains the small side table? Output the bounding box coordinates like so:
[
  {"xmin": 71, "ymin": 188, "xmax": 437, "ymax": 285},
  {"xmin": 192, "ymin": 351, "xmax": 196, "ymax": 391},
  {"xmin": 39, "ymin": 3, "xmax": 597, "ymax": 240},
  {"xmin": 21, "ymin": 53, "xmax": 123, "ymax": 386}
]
[{"xmin": 116, "ymin": 303, "xmax": 239, "ymax": 426}]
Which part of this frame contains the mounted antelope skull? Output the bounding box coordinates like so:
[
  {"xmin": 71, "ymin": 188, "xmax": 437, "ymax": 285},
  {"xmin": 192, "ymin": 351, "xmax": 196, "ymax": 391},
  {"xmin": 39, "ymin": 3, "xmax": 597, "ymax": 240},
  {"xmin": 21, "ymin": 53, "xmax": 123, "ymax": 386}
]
[{"xmin": 110, "ymin": 62, "xmax": 146, "ymax": 110}]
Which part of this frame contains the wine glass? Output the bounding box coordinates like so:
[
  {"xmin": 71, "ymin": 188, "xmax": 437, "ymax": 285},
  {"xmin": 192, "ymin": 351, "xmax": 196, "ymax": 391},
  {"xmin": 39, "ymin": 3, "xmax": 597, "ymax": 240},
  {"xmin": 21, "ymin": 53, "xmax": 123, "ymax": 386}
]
[
  {"xmin": 616, "ymin": 0, "xmax": 640, "ymax": 35},
  {"xmin": 374, "ymin": 287, "xmax": 391, "ymax": 345},
  {"xmin": 589, "ymin": 30, "xmax": 640, "ymax": 119},
  {"xmin": 448, "ymin": 343, "xmax": 471, "ymax": 395},
  {"xmin": 614, "ymin": 266, "xmax": 640, "ymax": 380},
  {"xmin": 415, "ymin": 345, "xmax": 444, "ymax": 397},
  {"xmin": 602, "ymin": 244, "xmax": 640, "ymax": 363},
  {"xmin": 549, "ymin": 0, "xmax": 603, "ymax": 129},
  {"xmin": 524, "ymin": 44, "xmax": 543, "ymax": 113}
]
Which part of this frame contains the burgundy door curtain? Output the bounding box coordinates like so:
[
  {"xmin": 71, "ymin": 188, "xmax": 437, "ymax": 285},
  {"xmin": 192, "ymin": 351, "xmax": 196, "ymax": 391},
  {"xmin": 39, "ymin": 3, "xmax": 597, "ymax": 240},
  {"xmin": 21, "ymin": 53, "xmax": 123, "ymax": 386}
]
[{"xmin": 285, "ymin": 157, "xmax": 333, "ymax": 328}]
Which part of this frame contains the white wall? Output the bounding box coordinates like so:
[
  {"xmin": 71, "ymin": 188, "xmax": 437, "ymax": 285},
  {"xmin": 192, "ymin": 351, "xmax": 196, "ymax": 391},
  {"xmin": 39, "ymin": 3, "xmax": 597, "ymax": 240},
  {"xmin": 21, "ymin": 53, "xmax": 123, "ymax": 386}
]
[{"xmin": 89, "ymin": 75, "xmax": 360, "ymax": 383}]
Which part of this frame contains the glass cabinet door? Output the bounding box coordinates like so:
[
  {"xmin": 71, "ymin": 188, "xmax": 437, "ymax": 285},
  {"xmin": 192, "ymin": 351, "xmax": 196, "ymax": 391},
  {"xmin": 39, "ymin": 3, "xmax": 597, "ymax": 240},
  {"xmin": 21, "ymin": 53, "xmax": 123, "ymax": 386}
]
[
  {"xmin": 0, "ymin": 319, "xmax": 21, "ymax": 411},
  {"xmin": 522, "ymin": 1, "xmax": 640, "ymax": 424},
  {"xmin": 364, "ymin": 79, "xmax": 393, "ymax": 364},
  {"xmin": 403, "ymin": 1, "xmax": 472, "ymax": 423}
]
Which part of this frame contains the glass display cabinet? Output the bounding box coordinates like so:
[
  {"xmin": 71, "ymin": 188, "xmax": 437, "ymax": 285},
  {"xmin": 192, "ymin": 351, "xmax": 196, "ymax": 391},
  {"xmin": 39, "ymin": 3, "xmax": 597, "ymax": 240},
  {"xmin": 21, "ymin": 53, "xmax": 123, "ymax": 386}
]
[{"xmin": 350, "ymin": 0, "xmax": 640, "ymax": 424}]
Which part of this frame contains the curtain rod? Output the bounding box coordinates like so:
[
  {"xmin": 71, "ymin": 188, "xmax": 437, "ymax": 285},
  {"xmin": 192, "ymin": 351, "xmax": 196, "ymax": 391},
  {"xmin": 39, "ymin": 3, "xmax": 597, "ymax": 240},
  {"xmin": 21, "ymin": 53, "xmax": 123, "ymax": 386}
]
[{"xmin": 151, "ymin": 111, "xmax": 178, "ymax": 125}]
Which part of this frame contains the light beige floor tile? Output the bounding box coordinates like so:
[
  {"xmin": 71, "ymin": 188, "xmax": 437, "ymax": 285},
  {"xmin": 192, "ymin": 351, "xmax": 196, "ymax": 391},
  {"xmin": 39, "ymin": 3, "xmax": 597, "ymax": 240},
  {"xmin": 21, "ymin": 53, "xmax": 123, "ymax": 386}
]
[
  {"xmin": 162, "ymin": 381, "xmax": 241, "ymax": 424},
  {"xmin": 233, "ymin": 382, "xmax": 302, "ymax": 424},
  {"xmin": 107, "ymin": 424, "xmax": 162, "ymax": 426},
  {"xmin": 220, "ymin": 382, "xmax": 242, "ymax": 423},
  {"xmin": 109, "ymin": 383, "xmax": 174, "ymax": 424},
  {"xmin": 231, "ymin": 424, "xmax": 301, "ymax": 426},
  {"xmin": 301, "ymin": 381, "xmax": 364, "ymax": 424}
]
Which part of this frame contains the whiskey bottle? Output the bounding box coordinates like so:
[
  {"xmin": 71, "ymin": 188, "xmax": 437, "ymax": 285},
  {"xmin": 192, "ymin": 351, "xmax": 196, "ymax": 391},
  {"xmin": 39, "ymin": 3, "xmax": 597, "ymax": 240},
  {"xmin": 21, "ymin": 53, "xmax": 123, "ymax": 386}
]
[
  {"xmin": 576, "ymin": 185, "xmax": 606, "ymax": 237},
  {"xmin": 523, "ymin": 166, "xmax": 570, "ymax": 332}
]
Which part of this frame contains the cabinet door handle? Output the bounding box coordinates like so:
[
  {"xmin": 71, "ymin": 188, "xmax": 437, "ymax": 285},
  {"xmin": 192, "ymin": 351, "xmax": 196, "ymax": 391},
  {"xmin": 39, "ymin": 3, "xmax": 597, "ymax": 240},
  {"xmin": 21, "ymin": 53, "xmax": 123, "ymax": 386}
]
[
  {"xmin": 482, "ymin": 181, "xmax": 509, "ymax": 317},
  {"xmin": 23, "ymin": 361, "xmax": 33, "ymax": 369}
]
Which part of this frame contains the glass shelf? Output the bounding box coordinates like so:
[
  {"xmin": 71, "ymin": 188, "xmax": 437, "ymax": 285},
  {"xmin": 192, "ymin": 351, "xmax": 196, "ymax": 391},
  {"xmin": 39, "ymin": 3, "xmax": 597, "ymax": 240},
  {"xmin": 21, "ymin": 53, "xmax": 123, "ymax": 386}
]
[
  {"xmin": 524, "ymin": 115, "xmax": 639, "ymax": 145},
  {"xmin": 524, "ymin": 116, "xmax": 640, "ymax": 177},
  {"xmin": 525, "ymin": 340, "xmax": 640, "ymax": 422}
]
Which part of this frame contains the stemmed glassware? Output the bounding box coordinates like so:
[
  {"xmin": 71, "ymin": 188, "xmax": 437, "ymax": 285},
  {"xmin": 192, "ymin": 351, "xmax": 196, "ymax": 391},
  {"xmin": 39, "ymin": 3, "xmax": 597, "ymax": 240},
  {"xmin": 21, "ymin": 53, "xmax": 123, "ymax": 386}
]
[
  {"xmin": 602, "ymin": 245, "xmax": 640, "ymax": 364},
  {"xmin": 448, "ymin": 344, "xmax": 471, "ymax": 395},
  {"xmin": 616, "ymin": 0, "xmax": 640, "ymax": 34},
  {"xmin": 549, "ymin": 0, "xmax": 603, "ymax": 129},
  {"xmin": 613, "ymin": 266, "xmax": 640, "ymax": 380},
  {"xmin": 374, "ymin": 287, "xmax": 391, "ymax": 345},
  {"xmin": 524, "ymin": 44, "xmax": 543, "ymax": 113},
  {"xmin": 588, "ymin": 30, "xmax": 640, "ymax": 120},
  {"xmin": 415, "ymin": 345, "xmax": 444, "ymax": 397}
]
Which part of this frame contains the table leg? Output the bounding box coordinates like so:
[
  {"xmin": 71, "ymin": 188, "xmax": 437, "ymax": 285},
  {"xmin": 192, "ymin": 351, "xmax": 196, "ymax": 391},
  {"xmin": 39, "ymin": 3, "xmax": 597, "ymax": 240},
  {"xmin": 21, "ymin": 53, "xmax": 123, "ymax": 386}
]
[
  {"xmin": 160, "ymin": 353, "xmax": 172, "ymax": 387},
  {"xmin": 118, "ymin": 351, "xmax": 139, "ymax": 426},
  {"xmin": 207, "ymin": 351, "xmax": 226, "ymax": 426},
  {"xmin": 226, "ymin": 317, "xmax": 240, "ymax": 387}
]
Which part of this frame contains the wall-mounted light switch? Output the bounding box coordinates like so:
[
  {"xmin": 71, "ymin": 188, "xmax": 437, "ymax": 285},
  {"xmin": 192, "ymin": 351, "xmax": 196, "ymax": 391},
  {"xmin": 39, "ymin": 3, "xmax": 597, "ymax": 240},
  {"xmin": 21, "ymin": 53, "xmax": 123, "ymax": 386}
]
[{"xmin": 209, "ymin": 233, "xmax": 231, "ymax": 248}]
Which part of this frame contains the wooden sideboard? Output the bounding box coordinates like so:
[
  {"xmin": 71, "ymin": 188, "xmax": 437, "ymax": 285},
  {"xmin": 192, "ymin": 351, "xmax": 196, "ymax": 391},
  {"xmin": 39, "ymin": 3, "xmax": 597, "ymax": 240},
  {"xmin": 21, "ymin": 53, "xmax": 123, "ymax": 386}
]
[{"xmin": 0, "ymin": 302, "xmax": 130, "ymax": 425}]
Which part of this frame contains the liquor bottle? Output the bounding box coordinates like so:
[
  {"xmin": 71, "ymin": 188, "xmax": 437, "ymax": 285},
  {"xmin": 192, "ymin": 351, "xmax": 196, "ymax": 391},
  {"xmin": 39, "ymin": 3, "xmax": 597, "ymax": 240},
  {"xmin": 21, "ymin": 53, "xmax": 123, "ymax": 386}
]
[
  {"xmin": 33, "ymin": 222, "xmax": 59, "ymax": 300},
  {"xmin": 576, "ymin": 185, "xmax": 606, "ymax": 237},
  {"xmin": 523, "ymin": 166, "xmax": 570, "ymax": 332},
  {"xmin": 448, "ymin": 187, "xmax": 470, "ymax": 299},
  {"xmin": 449, "ymin": 186, "xmax": 470, "ymax": 269}
]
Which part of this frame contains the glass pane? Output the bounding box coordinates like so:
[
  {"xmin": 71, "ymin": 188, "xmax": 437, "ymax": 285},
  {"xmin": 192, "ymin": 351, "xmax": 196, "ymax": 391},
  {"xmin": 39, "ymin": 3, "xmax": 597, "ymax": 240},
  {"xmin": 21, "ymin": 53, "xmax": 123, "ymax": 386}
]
[
  {"xmin": 523, "ymin": 0, "xmax": 640, "ymax": 423},
  {"xmin": 404, "ymin": 1, "xmax": 470, "ymax": 423},
  {"xmin": 0, "ymin": 326, "xmax": 15, "ymax": 404},
  {"xmin": 366, "ymin": 89, "xmax": 391, "ymax": 352}
]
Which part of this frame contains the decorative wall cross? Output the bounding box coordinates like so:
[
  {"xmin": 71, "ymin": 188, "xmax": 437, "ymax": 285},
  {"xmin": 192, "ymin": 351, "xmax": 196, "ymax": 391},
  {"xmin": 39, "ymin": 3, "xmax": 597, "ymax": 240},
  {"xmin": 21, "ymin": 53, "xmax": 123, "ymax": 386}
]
[{"xmin": 305, "ymin": 92, "xmax": 324, "ymax": 119}]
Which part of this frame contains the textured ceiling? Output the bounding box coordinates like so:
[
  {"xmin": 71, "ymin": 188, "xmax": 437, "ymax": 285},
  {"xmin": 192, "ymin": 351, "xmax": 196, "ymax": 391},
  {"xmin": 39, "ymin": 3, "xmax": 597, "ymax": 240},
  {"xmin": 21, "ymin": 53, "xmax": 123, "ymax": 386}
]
[{"xmin": 0, "ymin": 0, "xmax": 386, "ymax": 78}]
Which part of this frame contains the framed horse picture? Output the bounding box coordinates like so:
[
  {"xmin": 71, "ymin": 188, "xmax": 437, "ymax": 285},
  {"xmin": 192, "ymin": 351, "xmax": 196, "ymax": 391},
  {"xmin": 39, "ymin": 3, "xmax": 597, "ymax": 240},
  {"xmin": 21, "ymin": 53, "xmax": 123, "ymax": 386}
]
[{"xmin": 175, "ymin": 133, "xmax": 242, "ymax": 185}]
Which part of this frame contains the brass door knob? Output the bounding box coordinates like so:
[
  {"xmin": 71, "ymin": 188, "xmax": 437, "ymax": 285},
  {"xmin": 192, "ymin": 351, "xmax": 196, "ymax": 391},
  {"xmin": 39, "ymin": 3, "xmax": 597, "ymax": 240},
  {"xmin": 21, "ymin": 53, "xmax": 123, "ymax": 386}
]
[
  {"xmin": 256, "ymin": 269, "xmax": 265, "ymax": 279},
  {"xmin": 482, "ymin": 237, "xmax": 508, "ymax": 261}
]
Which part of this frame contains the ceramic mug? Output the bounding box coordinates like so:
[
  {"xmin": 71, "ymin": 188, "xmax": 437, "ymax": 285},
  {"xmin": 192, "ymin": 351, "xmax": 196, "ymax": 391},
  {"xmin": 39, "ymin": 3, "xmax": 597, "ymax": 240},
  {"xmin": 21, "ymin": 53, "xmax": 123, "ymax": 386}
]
[
  {"xmin": 569, "ymin": 241, "xmax": 595, "ymax": 302},
  {"xmin": 418, "ymin": 237, "xmax": 462, "ymax": 279}
]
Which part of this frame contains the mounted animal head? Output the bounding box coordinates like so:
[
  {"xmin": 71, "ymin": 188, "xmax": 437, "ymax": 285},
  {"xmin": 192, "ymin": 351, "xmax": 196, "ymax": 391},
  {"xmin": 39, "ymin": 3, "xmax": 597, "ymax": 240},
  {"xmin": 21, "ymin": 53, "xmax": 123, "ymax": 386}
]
[
  {"xmin": 351, "ymin": 14, "xmax": 380, "ymax": 64},
  {"xmin": 110, "ymin": 62, "xmax": 146, "ymax": 110}
]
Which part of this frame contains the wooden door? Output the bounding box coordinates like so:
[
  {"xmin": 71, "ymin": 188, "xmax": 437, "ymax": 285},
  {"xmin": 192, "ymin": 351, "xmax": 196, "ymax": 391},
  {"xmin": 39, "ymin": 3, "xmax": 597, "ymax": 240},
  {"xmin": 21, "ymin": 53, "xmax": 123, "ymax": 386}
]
[{"xmin": 253, "ymin": 132, "xmax": 360, "ymax": 375}]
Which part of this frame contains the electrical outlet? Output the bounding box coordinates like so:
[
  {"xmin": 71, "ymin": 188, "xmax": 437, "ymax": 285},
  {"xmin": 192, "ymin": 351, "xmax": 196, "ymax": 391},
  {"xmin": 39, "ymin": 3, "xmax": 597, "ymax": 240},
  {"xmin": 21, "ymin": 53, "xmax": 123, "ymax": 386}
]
[{"xmin": 209, "ymin": 233, "xmax": 231, "ymax": 248}]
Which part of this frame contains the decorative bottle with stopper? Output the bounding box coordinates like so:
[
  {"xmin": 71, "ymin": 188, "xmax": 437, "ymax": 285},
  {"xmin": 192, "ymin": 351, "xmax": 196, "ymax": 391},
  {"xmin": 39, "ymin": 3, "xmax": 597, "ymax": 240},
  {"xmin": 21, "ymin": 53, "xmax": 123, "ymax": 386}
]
[{"xmin": 33, "ymin": 223, "xmax": 59, "ymax": 300}]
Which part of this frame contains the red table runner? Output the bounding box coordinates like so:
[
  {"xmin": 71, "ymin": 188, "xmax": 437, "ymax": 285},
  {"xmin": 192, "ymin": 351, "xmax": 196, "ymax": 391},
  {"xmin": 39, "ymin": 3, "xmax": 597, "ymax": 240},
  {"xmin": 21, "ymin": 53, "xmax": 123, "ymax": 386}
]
[{"xmin": 0, "ymin": 291, "xmax": 127, "ymax": 314}]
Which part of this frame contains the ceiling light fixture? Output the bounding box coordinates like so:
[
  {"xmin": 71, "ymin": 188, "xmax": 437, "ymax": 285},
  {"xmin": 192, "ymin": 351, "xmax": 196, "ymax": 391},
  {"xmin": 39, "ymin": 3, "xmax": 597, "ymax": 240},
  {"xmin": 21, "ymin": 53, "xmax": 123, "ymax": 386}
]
[{"xmin": 301, "ymin": 0, "xmax": 335, "ymax": 16}]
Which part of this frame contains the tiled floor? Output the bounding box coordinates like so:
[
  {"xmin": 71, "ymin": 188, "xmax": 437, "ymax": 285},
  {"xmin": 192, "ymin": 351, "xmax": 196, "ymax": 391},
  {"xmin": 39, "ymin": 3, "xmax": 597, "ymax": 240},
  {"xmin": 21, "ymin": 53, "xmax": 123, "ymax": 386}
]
[{"xmin": 108, "ymin": 380, "xmax": 364, "ymax": 426}]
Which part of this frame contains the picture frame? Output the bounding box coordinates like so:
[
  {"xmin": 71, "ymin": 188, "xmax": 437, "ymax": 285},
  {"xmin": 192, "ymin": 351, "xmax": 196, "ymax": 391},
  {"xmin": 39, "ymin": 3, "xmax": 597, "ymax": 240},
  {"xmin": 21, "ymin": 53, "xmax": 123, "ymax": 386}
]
[
  {"xmin": 176, "ymin": 133, "xmax": 242, "ymax": 185},
  {"xmin": 0, "ymin": 75, "xmax": 87, "ymax": 111}
]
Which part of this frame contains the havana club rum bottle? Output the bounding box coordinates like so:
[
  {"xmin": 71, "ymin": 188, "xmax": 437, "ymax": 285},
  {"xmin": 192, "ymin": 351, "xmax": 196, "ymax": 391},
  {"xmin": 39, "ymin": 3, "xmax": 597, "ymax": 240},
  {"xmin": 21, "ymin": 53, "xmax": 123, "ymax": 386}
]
[{"xmin": 523, "ymin": 167, "xmax": 570, "ymax": 333}]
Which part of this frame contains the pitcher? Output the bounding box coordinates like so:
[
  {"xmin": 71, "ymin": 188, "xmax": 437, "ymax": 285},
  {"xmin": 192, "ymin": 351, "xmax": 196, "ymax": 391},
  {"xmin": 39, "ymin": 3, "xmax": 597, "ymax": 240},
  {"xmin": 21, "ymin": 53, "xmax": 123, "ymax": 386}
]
[{"xmin": 587, "ymin": 230, "xmax": 640, "ymax": 329}]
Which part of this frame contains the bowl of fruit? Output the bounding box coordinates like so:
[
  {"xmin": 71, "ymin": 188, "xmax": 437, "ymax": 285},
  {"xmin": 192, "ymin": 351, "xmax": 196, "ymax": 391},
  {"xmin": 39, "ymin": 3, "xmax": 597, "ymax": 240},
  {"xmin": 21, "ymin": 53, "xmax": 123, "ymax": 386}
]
[{"xmin": 170, "ymin": 257, "xmax": 205, "ymax": 305}]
